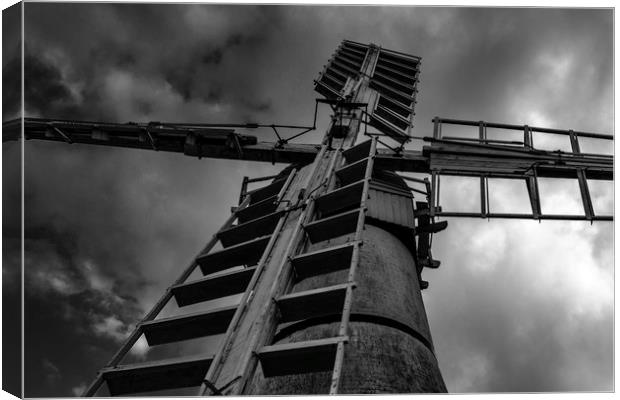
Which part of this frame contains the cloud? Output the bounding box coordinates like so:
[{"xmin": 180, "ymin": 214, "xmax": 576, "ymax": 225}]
[
  {"xmin": 425, "ymin": 219, "xmax": 612, "ymax": 392},
  {"xmin": 71, "ymin": 383, "xmax": 87, "ymax": 397},
  {"xmin": 91, "ymin": 315, "xmax": 133, "ymax": 342},
  {"xmin": 42, "ymin": 359, "xmax": 62, "ymax": 384}
]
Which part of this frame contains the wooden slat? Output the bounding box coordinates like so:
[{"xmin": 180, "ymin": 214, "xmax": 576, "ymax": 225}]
[
  {"xmin": 276, "ymin": 283, "xmax": 350, "ymax": 323},
  {"xmin": 247, "ymin": 177, "xmax": 287, "ymax": 204},
  {"xmin": 171, "ymin": 267, "xmax": 256, "ymax": 307},
  {"xmin": 376, "ymin": 56, "xmax": 418, "ymax": 76},
  {"xmin": 375, "ymin": 104, "xmax": 411, "ymax": 129},
  {"xmin": 196, "ymin": 235, "xmax": 271, "ymax": 275},
  {"xmin": 257, "ymin": 337, "xmax": 346, "ymax": 377},
  {"xmin": 291, "ymin": 242, "xmax": 356, "ymax": 280},
  {"xmin": 141, "ymin": 305, "xmax": 237, "ymax": 346},
  {"xmin": 236, "ymin": 194, "xmax": 278, "ymax": 224},
  {"xmin": 368, "ymin": 113, "xmax": 410, "ymax": 144},
  {"xmin": 372, "ymin": 71, "xmax": 415, "ymax": 96},
  {"xmin": 315, "ymin": 180, "xmax": 365, "ymax": 216},
  {"xmin": 342, "ymin": 139, "xmax": 373, "ymax": 164},
  {"xmin": 304, "ymin": 208, "xmax": 361, "ymax": 243},
  {"xmin": 315, "ymin": 80, "xmax": 341, "ymax": 99},
  {"xmin": 334, "ymin": 53, "xmax": 362, "ymax": 71},
  {"xmin": 378, "ymin": 50, "xmax": 419, "ymax": 69},
  {"xmin": 102, "ymin": 354, "xmax": 214, "ymax": 396},
  {"xmin": 218, "ymin": 211, "xmax": 281, "ymax": 248},
  {"xmin": 369, "ymin": 79, "xmax": 414, "ymax": 105},
  {"xmin": 341, "ymin": 43, "xmax": 367, "ymax": 58},
  {"xmin": 371, "ymin": 105, "xmax": 409, "ymax": 135},
  {"xmin": 335, "ymin": 157, "xmax": 369, "ymax": 185},
  {"xmin": 374, "ymin": 63, "xmax": 417, "ymax": 86},
  {"xmin": 339, "ymin": 47, "xmax": 364, "ymax": 62},
  {"xmin": 377, "ymin": 94, "xmax": 413, "ymax": 119}
]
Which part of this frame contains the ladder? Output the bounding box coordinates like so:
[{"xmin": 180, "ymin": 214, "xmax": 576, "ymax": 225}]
[
  {"xmin": 246, "ymin": 137, "xmax": 378, "ymax": 394},
  {"xmin": 82, "ymin": 168, "xmax": 298, "ymax": 396}
]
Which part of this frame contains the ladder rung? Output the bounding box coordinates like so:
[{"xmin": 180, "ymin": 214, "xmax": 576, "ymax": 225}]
[
  {"xmin": 171, "ymin": 267, "xmax": 256, "ymax": 307},
  {"xmin": 102, "ymin": 354, "xmax": 214, "ymax": 396},
  {"xmin": 291, "ymin": 242, "xmax": 355, "ymax": 280},
  {"xmin": 141, "ymin": 305, "xmax": 236, "ymax": 346},
  {"xmin": 197, "ymin": 235, "xmax": 271, "ymax": 275},
  {"xmin": 335, "ymin": 157, "xmax": 370, "ymax": 185},
  {"xmin": 276, "ymin": 283, "xmax": 349, "ymax": 323},
  {"xmin": 315, "ymin": 180, "xmax": 365, "ymax": 216},
  {"xmin": 304, "ymin": 208, "xmax": 361, "ymax": 243},
  {"xmin": 218, "ymin": 211, "xmax": 281, "ymax": 248},
  {"xmin": 257, "ymin": 336, "xmax": 346, "ymax": 377},
  {"xmin": 342, "ymin": 139, "xmax": 373, "ymax": 163},
  {"xmin": 236, "ymin": 195, "xmax": 278, "ymax": 224},
  {"xmin": 247, "ymin": 178, "xmax": 287, "ymax": 204}
]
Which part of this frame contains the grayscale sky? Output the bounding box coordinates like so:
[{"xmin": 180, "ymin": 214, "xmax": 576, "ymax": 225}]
[{"xmin": 2, "ymin": 4, "xmax": 613, "ymax": 397}]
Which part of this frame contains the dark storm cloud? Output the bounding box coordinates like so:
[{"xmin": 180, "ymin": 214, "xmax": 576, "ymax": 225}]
[
  {"xmin": 22, "ymin": 51, "xmax": 80, "ymax": 116},
  {"xmin": 2, "ymin": 52, "xmax": 20, "ymax": 118},
  {"xmin": 13, "ymin": 4, "xmax": 613, "ymax": 397},
  {"xmin": 22, "ymin": 4, "xmax": 286, "ymax": 123},
  {"xmin": 23, "ymin": 223, "xmax": 144, "ymax": 397}
]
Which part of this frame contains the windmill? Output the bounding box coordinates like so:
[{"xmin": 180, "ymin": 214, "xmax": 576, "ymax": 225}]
[{"xmin": 3, "ymin": 37, "xmax": 612, "ymax": 396}]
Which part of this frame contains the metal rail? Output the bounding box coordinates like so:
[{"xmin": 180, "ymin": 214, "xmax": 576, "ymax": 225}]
[{"xmin": 427, "ymin": 117, "xmax": 613, "ymax": 222}]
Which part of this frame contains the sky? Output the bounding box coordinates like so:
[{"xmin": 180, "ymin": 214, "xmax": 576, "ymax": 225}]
[{"xmin": 1, "ymin": 3, "xmax": 614, "ymax": 397}]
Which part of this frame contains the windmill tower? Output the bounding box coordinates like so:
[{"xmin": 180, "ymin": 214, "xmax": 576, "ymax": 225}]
[{"xmin": 4, "ymin": 39, "xmax": 613, "ymax": 396}]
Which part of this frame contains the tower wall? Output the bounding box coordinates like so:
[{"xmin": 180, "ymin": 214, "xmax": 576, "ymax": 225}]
[{"xmin": 247, "ymin": 224, "xmax": 446, "ymax": 394}]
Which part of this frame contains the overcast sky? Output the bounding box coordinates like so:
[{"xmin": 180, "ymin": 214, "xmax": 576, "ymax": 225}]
[{"xmin": 2, "ymin": 4, "xmax": 614, "ymax": 397}]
